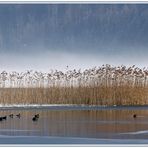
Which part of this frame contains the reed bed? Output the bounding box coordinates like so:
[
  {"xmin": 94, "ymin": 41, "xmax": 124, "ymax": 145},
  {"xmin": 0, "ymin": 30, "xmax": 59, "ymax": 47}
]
[{"xmin": 0, "ymin": 65, "xmax": 148, "ymax": 106}]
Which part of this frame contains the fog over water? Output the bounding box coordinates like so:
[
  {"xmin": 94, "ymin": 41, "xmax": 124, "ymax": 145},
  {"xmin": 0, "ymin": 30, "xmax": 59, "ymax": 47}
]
[{"xmin": 0, "ymin": 4, "xmax": 147, "ymax": 71}]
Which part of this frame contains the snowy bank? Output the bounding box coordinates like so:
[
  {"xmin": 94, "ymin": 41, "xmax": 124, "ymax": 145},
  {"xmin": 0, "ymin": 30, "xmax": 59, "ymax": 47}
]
[{"xmin": 0, "ymin": 104, "xmax": 148, "ymax": 111}]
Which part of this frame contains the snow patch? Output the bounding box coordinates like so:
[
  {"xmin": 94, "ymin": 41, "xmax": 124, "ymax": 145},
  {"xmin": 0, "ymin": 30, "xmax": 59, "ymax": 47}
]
[
  {"xmin": 120, "ymin": 130, "xmax": 148, "ymax": 135},
  {"xmin": 0, "ymin": 104, "xmax": 77, "ymax": 108},
  {"xmin": 0, "ymin": 129, "xmax": 39, "ymax": 132}
]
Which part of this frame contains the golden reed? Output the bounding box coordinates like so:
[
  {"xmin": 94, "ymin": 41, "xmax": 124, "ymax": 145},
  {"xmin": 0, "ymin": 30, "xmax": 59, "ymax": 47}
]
[{"xmin": 0, "ymin": 65, "xmax": 147, "ymax": 106}]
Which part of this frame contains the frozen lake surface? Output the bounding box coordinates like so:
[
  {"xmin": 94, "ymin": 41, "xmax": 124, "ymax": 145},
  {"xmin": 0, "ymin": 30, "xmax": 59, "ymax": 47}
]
[{"xmin": 0, "ymin": 105, "xmax": 148, "ymax": 144}]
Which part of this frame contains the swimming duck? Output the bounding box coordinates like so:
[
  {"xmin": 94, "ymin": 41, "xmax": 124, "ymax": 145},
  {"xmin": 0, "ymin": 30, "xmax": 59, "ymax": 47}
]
[
  {"xmin": 2, "ymin": 116, "xmax": 7, "ymax": 120},
  {"xmin": 9, "ymin": 114, "xmax": 13, "ymax": 118},
  {"xmin": 16, "ymin": 113, "xmax": 21, "ymax": 118},
  {"xmin": 35, "ymin": 114, "xmax": 39, "ymax": 118},
  {"xmin": 133, "ymin": 114, "xmax": 137, "ymax": 118},
  {"xmin": 32, "ymin": 116, "xmax": 38, "ymax": 121}
]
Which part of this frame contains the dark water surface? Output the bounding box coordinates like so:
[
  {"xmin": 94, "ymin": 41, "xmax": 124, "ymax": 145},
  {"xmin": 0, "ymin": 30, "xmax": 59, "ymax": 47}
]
[{"xmin": 0, "ymin": 106, "xmax": 148, "ymax": 140}]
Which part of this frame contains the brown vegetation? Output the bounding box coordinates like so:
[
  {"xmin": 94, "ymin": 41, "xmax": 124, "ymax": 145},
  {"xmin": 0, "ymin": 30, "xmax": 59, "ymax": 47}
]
[{"xmin": 0, "ymin": 65, "xmax": 148, "ymax": 106}]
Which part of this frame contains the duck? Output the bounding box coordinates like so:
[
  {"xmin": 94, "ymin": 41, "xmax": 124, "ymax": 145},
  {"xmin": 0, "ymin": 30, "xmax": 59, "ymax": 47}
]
[
  {"xmin": 34, "ymin": 114, "xmax": 39, "ymax": 118},
  {"xmin": 9, "ymin": 114, "xmax": 13, "ymax": 118},
  {"xmin": 133, "ymin": 114, "xmax": 137, "ymax": 118},
  {"xmin": 16, "ymin": 113, "xmax": 21, "ymax": 118},
  {"xmin": 2, "ymin": 116, "xmax": 7, "ymax": 120},
  {"xmin": 32, "ymin": 116, "xmax": 38, "ymax": 121}
]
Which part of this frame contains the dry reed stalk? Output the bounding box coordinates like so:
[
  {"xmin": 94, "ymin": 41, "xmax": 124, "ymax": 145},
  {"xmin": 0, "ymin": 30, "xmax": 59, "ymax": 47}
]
[{"xmin": 0, "ymin": 65, "xmax": 147, "ymax": 105}]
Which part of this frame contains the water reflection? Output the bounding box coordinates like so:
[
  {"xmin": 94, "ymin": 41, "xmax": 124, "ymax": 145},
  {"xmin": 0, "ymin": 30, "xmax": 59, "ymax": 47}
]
[{"xmin": 0, "ymin": 109, "xmax": 148, "ymax": 139}]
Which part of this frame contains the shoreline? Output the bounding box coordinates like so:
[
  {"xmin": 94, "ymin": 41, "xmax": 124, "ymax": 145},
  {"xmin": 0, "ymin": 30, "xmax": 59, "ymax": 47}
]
[{"xmin": 0, "ymin": 104, "xmax": 148, "ymax": 110}]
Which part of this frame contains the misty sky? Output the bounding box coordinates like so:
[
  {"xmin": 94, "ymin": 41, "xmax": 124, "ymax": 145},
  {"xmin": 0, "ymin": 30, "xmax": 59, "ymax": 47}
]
[{"xmin": 0, "ymin": 4, "xmax": 148, "ymax": 71}]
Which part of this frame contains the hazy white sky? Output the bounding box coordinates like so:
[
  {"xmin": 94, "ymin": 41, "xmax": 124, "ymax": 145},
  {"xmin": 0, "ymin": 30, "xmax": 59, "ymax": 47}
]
[{"xmin": 0, "ymin": 50, "xmax": 146, "ymax": 72}]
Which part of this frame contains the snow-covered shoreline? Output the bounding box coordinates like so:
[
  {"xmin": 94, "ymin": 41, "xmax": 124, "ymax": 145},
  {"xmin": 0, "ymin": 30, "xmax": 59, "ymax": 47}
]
[
  {"xmin": 0, "ymin": 104, "xmax": 108, "ymax": 111},
  {"xmin": 0, "ymin": 104, "xmax": 147, "ymax": 112},
  {"xmin": 0, "ymin": 104, "xmax": 78, "ymax": 107},
  {"xmin": 0, "ymin": 104, "xmax": 148, "ymax": 110},
  {"xmin": 0, "ymin": 103, "xmax": 107, "ymax": 109}
]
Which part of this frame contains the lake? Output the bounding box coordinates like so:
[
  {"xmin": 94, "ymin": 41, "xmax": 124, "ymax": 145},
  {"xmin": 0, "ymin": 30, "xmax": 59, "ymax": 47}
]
[{"xmin": 0, "ymin": 105, "xmax": 148, "ymax": 144}]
